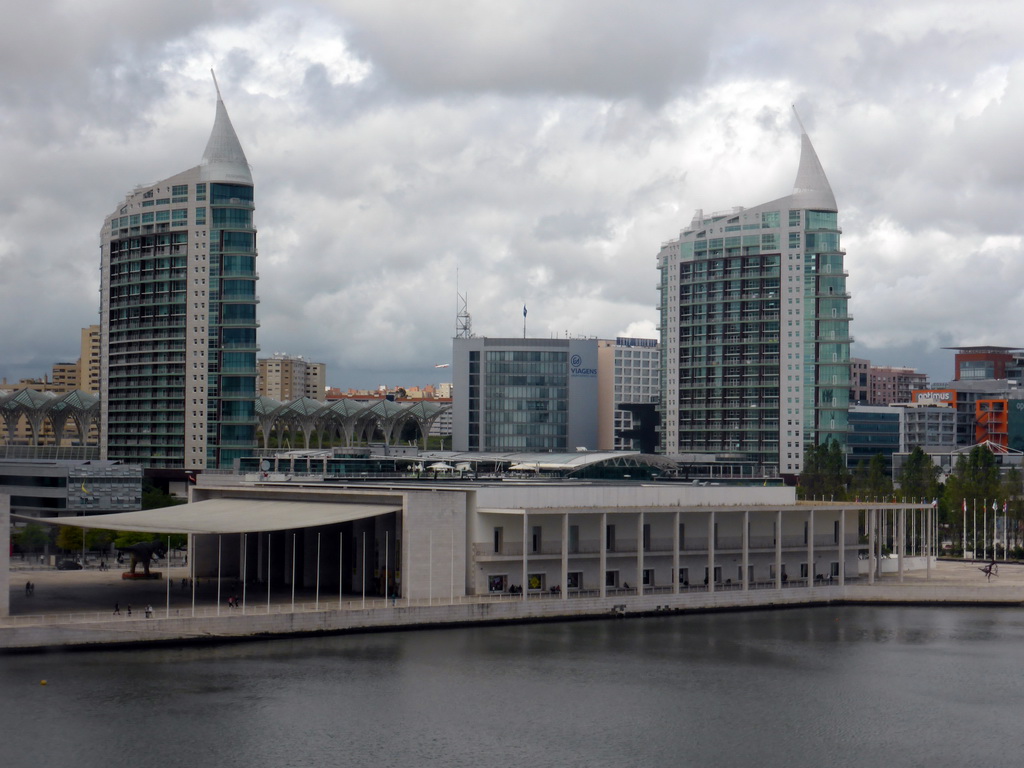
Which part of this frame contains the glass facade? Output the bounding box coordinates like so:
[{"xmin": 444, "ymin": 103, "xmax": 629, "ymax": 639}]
[
  {"xmin": 101, "ymin": 98, "xmax": 258, "ymax": 470},
  {"xmin": 478, "ymin": 350, "xmax": 569, "ymax": 450},
  {"xmin": 657, "ymin": 135, "xmax": 850, "ymax": 475}
]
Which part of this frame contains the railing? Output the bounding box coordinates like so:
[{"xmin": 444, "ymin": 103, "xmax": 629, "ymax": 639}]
[{"xmin": 0, "ymin": 578, "xmax": 867, "ymax": 629}]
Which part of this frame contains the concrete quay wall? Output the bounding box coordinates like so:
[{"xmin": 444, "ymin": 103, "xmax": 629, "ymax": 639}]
[{"xmin": 3, "ymin": 583, "xmax": 1022, "ymax": 652}]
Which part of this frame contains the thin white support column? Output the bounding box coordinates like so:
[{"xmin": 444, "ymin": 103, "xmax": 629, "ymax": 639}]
[
  {"xmin": 898, "ymin": 507, "xmax": 905, "ymax": 583},
  {"xmin": 315, "ymin": 531, "xmax": 321, "ymax": 611},
  {"xmin": 216, "ymin": 534, "xmax": 222, "ymax": 616},
  {"xmin": 291, "ymin": 533, "xmax": 296, "ymax": 611},
  {"xmin": 673, "ymin": 511, "xmax": 680, "ymax": 595},
  {"xmin": 742, "ymin": 509, "xmax": 749, "ymax": 591},
  {"xmin": 807, "ymin": 509, "xmax": 814, "ymax": 587},
  {"xmin": 521, "ymin": 512, "xmax": 528, "ymax": 602},
  {"xmin": 867, "ymin": 509, "xmax": 875, "ymax": 585},
  {"xmin": 926, "ymin": 506, "xmax": 932, "ymax": 580},
  {"xmin": 775, "ymin": 510, "xmax": 783, "ymax": 589},
  {"xmin": 707, "ymin": 510, "xmax": 715, "ymax": 594},
  {"xmin": 242, "ymin": 533, "xmax": 247, "ymax": 614},
  {"xmin": 636, "ymin": 512, "xmax": 644, "ymax": 595},
  {"xmin": 561, "ymin": 513, "xmax": 568, "ymax": 601},
  {"xmin": 600, "ymin": 512, "xmax": 607, "ymax": 599},
  {"xmin": 838, "ymin": 509, "xmax": 846, "ymax": 586}
]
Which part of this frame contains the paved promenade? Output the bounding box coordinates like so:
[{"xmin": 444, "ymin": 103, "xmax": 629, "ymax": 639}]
[{"xmin": 2, "ymin": 559, "xmax": 1022, "ymax": 651}]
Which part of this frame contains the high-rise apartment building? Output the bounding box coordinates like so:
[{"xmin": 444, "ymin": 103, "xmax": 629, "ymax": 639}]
[
  {"xmin": 657, "ymin": 127, "xmax": 850, "ymax": 476},
  {"xmin": 257, "ymin": 354, "xmax": 326, "ymax": 402},
  {"xmin": 79, "ymin": 325, "xmax": 101, "ymax": 395},
  {"xmin": 100, "ymin": 81, "xmax": 258, "ymax": 470}
]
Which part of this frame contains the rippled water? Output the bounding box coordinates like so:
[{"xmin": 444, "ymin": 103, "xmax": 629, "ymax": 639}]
[{"xmin": 2, "ymin": 606, "xmax": 1021, "ymax": 767}]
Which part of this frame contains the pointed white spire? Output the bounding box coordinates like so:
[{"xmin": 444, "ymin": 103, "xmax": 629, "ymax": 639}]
[
  {"xmin": 790, "ymin": 106, "xmax": 836, "ymax": 211},
  {"xmin": 200, "ymin": 70, "xmax": 252, "ymax": 184}
]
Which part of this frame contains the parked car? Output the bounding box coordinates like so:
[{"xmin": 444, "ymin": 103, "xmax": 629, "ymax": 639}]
[{"xmin": 56, "ymin": 560, "xmax": 82, "ymax": 570}]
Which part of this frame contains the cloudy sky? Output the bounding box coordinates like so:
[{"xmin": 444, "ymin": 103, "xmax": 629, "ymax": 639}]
[{"xmin": 2, "ymin": 0, "xmax": 1022, "ymax": 389}]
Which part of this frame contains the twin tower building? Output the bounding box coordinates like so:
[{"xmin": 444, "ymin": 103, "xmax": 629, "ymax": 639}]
[
  {"xmin": 98, "ymin": 84, "xmax": 848, "ymax": 479},
  {"xmin": 99, "ymin": 80, "xmax": 258, "ymax": 471}
]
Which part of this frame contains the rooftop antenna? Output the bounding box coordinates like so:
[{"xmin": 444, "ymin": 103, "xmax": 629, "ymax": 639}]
[{"xmin": 455, "ymin": 269, "xmax": 472, "ymax": 339}]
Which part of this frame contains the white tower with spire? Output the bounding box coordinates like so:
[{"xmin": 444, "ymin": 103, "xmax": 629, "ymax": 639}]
[
  {"xmin": 656, "ymin": 119, "xmax": 849, "ymax": 478},
  {"xmin": 99, "ymin": 77, "xmax": 259, "ymax": 471}
]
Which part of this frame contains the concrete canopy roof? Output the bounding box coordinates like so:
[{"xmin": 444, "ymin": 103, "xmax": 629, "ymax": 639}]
[{"xmin": 20, "ymin": 498, "xmax": 399, "ymax": 535}]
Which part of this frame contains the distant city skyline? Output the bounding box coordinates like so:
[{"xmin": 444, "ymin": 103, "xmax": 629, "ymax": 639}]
[{"xmin": 1, "ymin": 3, "xmax": 1022, "ymax": 389}]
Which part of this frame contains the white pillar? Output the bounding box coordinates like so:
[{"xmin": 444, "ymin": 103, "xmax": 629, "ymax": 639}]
[
  {"xmin": 600, "ymin": 512, "xmax": 607, "ymax": 598},
  {"xmin": 561, "ymin": 513, "xmax": 568, "ymax": 601},
  {"xmin": 926, "ymin": 506, "xmax": 932, "ymax": 580},
  {"xmin": 521, "ymin": 512, "xmax": 528, "ymax": 601},
  {"xmin": 673, "ymin": 511, "xmax": 680, "ymax": 595},
  {"xmin": 838, "ymin": 508, "xmax": 846, "ymax": 586},
  {"xmin": 707, "ymin": 509, "xmax": 715, "ymax": 594},
  {"xmin": 636, "ymin": 511, "xmax": 644, "ymax": 595},
  {"xmin": 898, "ymin": 507, "xmax": 905, "ymax": 583},
  {"xmin": 742, "ymin": 509, "xmax": 749, "ymax": 591},
  {"xmin": 807, "ymin": 508, "xmax": 814, "ymax": 587},
  {"xmin": 775, "ymin": 509, "xmax": 783, "ymax": 589},
  {"xmin": 867, "ymin": 509, "xmax": 875, "ymax": 585}
]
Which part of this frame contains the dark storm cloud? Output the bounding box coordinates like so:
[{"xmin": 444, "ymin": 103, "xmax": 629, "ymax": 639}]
[{"xmin": 3, "ymin": 1, "xmax": 1024, "ymax": 387}]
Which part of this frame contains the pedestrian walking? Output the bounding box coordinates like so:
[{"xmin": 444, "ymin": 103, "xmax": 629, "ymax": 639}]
[
  {"xmin": 113, "ymin": 602, "xmax": 120, "ymax": 615},
  {"xmin": 127, "ymin": 604, "xmax": 132, "ymax": 617},
  {"xmin": 145, "ymin": 604, "xmax": 153, "ymax": 618}
]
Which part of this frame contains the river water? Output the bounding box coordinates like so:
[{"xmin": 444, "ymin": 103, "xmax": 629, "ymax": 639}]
[{"xmin": 2, "ymin": 606, "xmax": 1022, "ymax": 767}]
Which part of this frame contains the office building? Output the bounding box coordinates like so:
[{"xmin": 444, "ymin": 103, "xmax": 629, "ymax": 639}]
[
  {"xmin": 100, "ymin": 80, "xmax": 258, "ymax": 470},
  {"xmin": 452, "ymin": 337, "xmax": 599, "ymax": 452},
  {"xmin": 657, "ymin": 125, "xmax": 850, "ymax": 476},
  {"xmin": 597, "ymin": 338, "xmax": 660, "ymax": 450}
]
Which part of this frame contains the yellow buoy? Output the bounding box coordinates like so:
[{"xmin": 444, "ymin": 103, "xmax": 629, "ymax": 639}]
[{"xmin": 40, "ymin": 680, "xmax": 47, "ymax": 686}]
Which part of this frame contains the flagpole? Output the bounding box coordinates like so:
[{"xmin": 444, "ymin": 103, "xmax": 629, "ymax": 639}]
[{"xmin": 523, "ymin": 305, "xmax": 527, "ymax": 339}]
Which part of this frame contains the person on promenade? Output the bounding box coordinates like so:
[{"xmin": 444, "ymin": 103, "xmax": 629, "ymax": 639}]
[
  {"xmin": 127, "ymin": 604, "xmax": 132, "ymax": 617},
  {"xmin": 113, "ymin": 603, "xmax": 120, "ymax": 615}
]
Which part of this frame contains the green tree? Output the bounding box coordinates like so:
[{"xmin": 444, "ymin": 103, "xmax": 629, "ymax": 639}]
[
  {"xmin": 15, "ymin": 522, "xmax": 50, "ymax": 552},
  {"xmin": 798, "ymin": 440, "xmax": 850, "ymax": 500},
  {"xmin": 56, "ymin": 525, "xmax": 84, "ymax": 552},
  {"xmin": 897, "ymin": 447, "xmax": 941, "ymax": 501}
]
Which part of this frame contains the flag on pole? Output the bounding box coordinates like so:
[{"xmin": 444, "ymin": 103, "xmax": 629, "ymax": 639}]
[
  {"xmin": 931, "ymin": 499, "xmax": 938, "ymax": 509},
  {"xmin": 963, "ymin": 499, "xmax": 967, "ymax": 513},
  {"xmin": 993, "ymin": 499, "xmax": 998, "ymax": 512},
  {"xmin": 523, "ymin": 305, "xmax": 527, "ymax": 318}
]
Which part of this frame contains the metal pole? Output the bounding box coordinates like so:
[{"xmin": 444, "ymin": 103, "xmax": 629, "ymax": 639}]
[
  {"xmin": 242, "ymin": 533, "xmax": 247, "ymax": 614},
  {"xmin": 190, "ymin": 534, "xmax": 195, "ymax": 617},
  {"xmin": 361, "ymin": 530, "xmax": 366, "ymax": 609},
  {"xmin": 316, "ymin": 532, "xmax": 321, "ymax": 611},
  {"xmin": 165, "ymin": 535, "xmax": 171, "ymax": 616},
  {"xmin": 291, "ymin": 533, "xmax": 296, "ymax": 612},
  {"xmin": 429, "ymin": 530, "xmax": 433, "ymax": 605},
  {"xmin": 216, "ymin": 534, "xmax": 222, "ymax": 616},
  {"xmin": 267, "ymin": 533, "xmax": 272, "ymax": 614},
  {"xmin": 339, "ymin": 531, "xmax": 343, "ymax": 610},
  {"xmin": 385, "ymin": 530, "xmax": 389, "ymax": 605}
]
